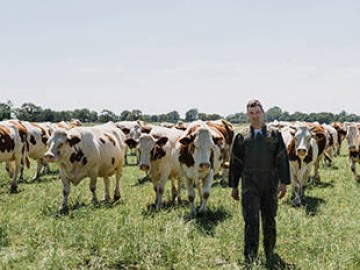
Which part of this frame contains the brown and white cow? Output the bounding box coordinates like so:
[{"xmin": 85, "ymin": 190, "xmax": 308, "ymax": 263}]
[
  {"xmin": 173, "ymin": 120, "xmax": 225, "ymax": 217},
  {"xmin": 15, "ymin": 121, "xmax": 51, "ymax": 181},
  {"xmin": 346, "ymin": 123, "xmax": 360, "ymax": 182},
  {"xmin": 331, "ymin": 122, "xmax": 347, "ymax": 156},
  {"xmin": 125, "ymin": 126, "xmax": 184, "ymax": 208},
  {"xmin": 206, "ymin": 119, "xmax": 234, "ymax": 185},
  {"xmin": 281, "ymin": 125, "xmax": 319, "ymax": 206},
  {"xmin": 115, "ymin": 120, "xmax": 153, "ymax": 165},
  {"xmin": 44, "ymin": 122, "xmax": 126, "ymax": 213},
  {"xmin": 0, "ymin": 121, "xmax": 30, "ymax": 192}
]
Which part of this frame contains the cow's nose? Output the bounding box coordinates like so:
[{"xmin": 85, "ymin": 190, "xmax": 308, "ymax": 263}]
[
  {"xmin": 44, "ymin": 153, "xmax": 55, "ymax": 161},
  {"xmin": 139, "ymin": 164, "xmax": 150, "ymax": 171},
  {"xmin": 199, "ymin": 163, "xmax": 210, "ymax": 171},
  {"xmin": 297, "ymin": 149, "xmax": 307, "ymax": 157}
]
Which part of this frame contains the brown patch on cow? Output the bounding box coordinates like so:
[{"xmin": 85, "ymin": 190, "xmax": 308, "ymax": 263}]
[
  {"xmin": 186, "ymin": 124, "xmax": 201, "ymax": 137},
  {"xmin": 151, "ymin": 147, "xmax": 166, "ymax": 161},
  {"xmin": 99, "ymin": 137, "xmax": 106, "ymax": 144},
  {"xmin": 70, "ymin": 148, "xmax": 84, "ymax": 163},
  {"xmin": 9, "ymin": 120, "xmax": 28, "ymax": 143},
  {"xmin": 68, "ymin": 135, "xmax": 81, "ymax": 147},
  {"xmin": 287, "ymin": 139, "xmax": 298, "ymax": 162},
  {"xmin": 30, "ymin": 135, "xmax": 37, "ymax": 145},
  {"xmin": 105, "ymin": 133, "xmax": 116, "ymax": 146},
  {"xmin": 111, "ymin": 157, "xmax": 115, "ymax": 165},
  {"xmin": 303, "ymin": 147, "xmax": 313, "ymax": 163},
  {"xmin": 178, "ymin": 143, "xmax": 195, "ymax": 167},
  {"xmin": 0, "ymin": 125, "xmax": 15, "ymax": 152},
  {"xmin": 121, "ymin": 128, "xmax": 130, "ymax": 135},
  {"xmin": 310, "ymin": 126, "xmax": 326, "ymax": 155},
  {"xmin": 210, "ymin": 149, "xmax": 214, "ymax": 168},
  {"xmin": 82, "ymin": 156, "xmax": 88, "ymax": 165},
  {"xmin": 31, "ymin": 122, "xmax": 49, "ymax": 145},
  {"xmin": 206, "ymin": 120, "xmax": 234, "ymax": 145}
]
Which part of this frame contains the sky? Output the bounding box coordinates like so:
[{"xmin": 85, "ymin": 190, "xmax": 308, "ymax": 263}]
[{"xmin": 0, "ymin": 0, "xmax": 359, "ymax": 118}]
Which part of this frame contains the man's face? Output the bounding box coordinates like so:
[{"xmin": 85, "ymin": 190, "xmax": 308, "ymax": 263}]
[{"xmin": 247, "ymin": 106, "xmax": 264, "ymax": 127}]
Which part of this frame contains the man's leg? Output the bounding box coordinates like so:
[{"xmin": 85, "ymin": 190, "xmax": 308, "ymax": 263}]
[{"xmin": 242, "ymin": 187, "xmax": 261, "ymax": 263}]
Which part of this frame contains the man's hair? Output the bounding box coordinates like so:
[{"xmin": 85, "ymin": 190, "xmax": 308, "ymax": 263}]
[{"xmin": 246, "ymin": 99, "xmax": 264, "ymax": 112}]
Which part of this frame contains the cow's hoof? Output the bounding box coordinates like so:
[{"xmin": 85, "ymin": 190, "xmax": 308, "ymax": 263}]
[
  {"xmin": 114, "ymin": 194, "xmax": 121, "ymax": 202},
  {"xmin": 58, "ymin": 206, "xmax": 68, "ymax": 215},
  {"xmin": 292, "ymin": 199, "xmax": 302, "ymax": 208},
  {"xmin": 10, "ymin": 184, "xmax": 18, "ymax": 193}
]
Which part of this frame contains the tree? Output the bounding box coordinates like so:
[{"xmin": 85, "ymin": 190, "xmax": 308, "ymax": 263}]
[
  {"xmin": 185, "ymin": 108, "xmax": 199, "ymax": 122},
  {"xmin": 0, "ymin": 100, "xmax": 13, "ymax": 120},
  {"xmin": 98, "ymin": 109, "xmax": 117, "ymax": 123},
  {"xmin": 15, "ymin": 103, "xmax": 43, "ymax": 121},
  {"xmin": 266, "ymin": 106, "xmax": 282, "ymax": 122}
]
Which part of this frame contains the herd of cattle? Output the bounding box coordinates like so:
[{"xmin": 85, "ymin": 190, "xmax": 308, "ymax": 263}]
[{"xmin": 0, "ymin": 119, "xmax": 359, "ymax": 215}]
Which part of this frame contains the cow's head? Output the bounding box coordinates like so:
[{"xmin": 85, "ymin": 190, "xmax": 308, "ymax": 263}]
[
  {"xmin": 44, "ymin": 130, "xmax": 81, "ymax": 163},
  {"xmin": 294, "ymin": 126, "xmax": 312, "ymax": 158},
  {"xmin": 179, "ymin": 127, "xmax": 223, "ymax": 172},
  {"xmin": 127, "ymin": 134, "xmax": 168, "ymax": 172}
]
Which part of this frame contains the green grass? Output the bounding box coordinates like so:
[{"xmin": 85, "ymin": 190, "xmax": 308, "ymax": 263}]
[{"xmin": 0, "ymin": 145, "xmax": 359, "ymax": 270}]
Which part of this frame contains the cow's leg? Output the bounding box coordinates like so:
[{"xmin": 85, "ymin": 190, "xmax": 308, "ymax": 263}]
[
  {"xmin": 10, "ymin": 157, "xmax": 21, "ymax": 193},
  {"xmin": 171, "ymin": 177, "xmax": 182, "ymax": 204},
  {"xmin": 19, "ymin": 163, "xmax": 24, "ymax": 182},
  {"xmin": 89, "ymin": 177, "xmax": 98, "ymax": 204},
  {"xmin": 198, "ymin": 172, "xmax": 213, "ymax": 214},
  {"xmin": 59, "ymin": 172, "xmax": 71, "ymax": 213},
  {"xmin": 156, "ymin": 175, "xmax": 167, "ymax": 209},
  {"xmin": 103, "ymin": 177, "xmax": 110, "ymax": 202},
  {"xmin": 313, "ymin": 159, "xmax": 321, "ymax": 184},
  {"xmin": 32, "ymin": 158, "xmax": 44, "ymax": 181},
  {"xmin": 291, "ymin": 177, "xmax": 302, "ymax": 207},
  {"xmin": 114, "ymin": 166, "xmax": 123, "ymax": 201},
  {"xmin": 220, "ymin": 163, "xmax": 229, "ymax": 186},
  {"xmin": 43, "ymin": 161, "xmax": 51, "ymax": 174},
  {"xmin": 185, "ymin": 177, "xmax": 196, "ymax": 218}
]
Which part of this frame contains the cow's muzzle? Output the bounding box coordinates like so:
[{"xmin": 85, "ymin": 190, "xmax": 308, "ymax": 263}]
[
  {"xmin": 199, "ymin": 163, "xmax": 210, "ymax": 172},
  {"xmin": 139, "ymin": 164, "xmax": 150, "ymax": 171},
  {"xmin": 296, "ymin": 149, "xmax": 307, "ymax": 157},
  {"xmin": 44, "ymin": 153, "xmax": 56, "ymax": 163}
]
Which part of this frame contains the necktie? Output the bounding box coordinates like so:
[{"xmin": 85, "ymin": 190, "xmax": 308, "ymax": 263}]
[{"xmin": 255, "ymin": 132, "xmax": 262, "ymax": 140}]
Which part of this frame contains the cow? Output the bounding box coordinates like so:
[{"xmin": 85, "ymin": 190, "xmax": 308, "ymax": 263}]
[
  {"xmin": 0, "ymin": 121, "xmax": 30, "ymax": 192},
  {"xmin": 125, "ymin": 126, "xmax": 184, "ymax": 208},
  {"xmin": 281, "ymin": 125, "xmax": 319, "ymax": 206},
  {"xmin": 44, "ymin": 122, "xmax": 126, "ymax": 213},
  {"xmin": 173, "ymin": 120, "xmax": 225, "ymax": 217},
  {"xmin": 331, "ymin": 122, "xmax": 347, "ymax": 156},
  {"xmin": 12, "ymin": 121, "xmax": 51, "ymax": 181},
  {"xmin": 346, "ymin": 124, "xmax": 360, "ymax": 182},
  {"xmin": 115, "ymin": 120, "xmax": 152, "ymax": 165},
  {"xmin": 322, "ymin": 124, "xmax": 339, "ymax": 167},
  {"xmin": 205, "ymin": 119, "xmax": 234, "ymax": 185}
]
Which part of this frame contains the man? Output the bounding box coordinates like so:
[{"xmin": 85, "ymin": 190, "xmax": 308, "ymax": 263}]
[{"xmin": 229, "ymin": 99, "xmax": 290, "ymax": 265}]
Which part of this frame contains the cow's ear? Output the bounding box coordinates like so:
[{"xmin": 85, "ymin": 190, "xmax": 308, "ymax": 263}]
[
  {"xmin": 179, "ymin": 135, "xmax": 194, "ymax": 145},
  {"xmin": 213, "ymin": 136, "xmax": 223, "ymax": 146},
  {"xmin": 67, "ymin": 135, "xmax": 81, "ymax": 147},
  {"xmin": 156, "ymin": 137, "xmax": 168, "ymax": 147},
  {"xmin": 125, "ymin": 138, "xmax": 138, "ymax": 149}
]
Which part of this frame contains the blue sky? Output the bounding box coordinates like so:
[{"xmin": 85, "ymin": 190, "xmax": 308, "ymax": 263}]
[{"xmin": 1, "ymin": 0, "xmax": 359, "ymax": 117}]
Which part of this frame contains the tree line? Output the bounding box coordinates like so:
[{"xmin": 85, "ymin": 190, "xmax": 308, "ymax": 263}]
[{"xmin": 0, "ymin": 101, "xmax": 359, "ymax": 124}]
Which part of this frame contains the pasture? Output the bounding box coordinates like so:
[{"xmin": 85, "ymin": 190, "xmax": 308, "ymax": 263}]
[{"xmin": 0, "ymin": 145, "xmax": 359, "ymax": 269}]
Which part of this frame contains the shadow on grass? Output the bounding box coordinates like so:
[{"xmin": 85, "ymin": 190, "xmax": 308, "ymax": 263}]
[
  {"xmin": 41, "ymin": 199, "xmax": 124, "ymax": 218},
  {"xmin": 141, "ymin": 199, "xmax": 188, "ymax": 217},
  {"xmin": 265, "ymin": 253, "xmax": 296, "ymax": 270},
  {"xmin": 304, "ymin": 196, "xmax": 325, "ymax": 216},
  {"xmin": 132, "ymin": 175, "xmax": 151, "ymax": 186},
  {"xmin": 187, "ymin": 206, "xmax": 232, "ymax": 236}
]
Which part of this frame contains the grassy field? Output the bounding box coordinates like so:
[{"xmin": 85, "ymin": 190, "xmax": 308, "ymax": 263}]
[{"xmin": 0, "ymin": 145, "xmax": 359, "ymax": 270}]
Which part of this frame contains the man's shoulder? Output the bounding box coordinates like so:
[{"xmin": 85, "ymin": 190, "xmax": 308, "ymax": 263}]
[{"xmin": 237, "ymin": 125, "xmax": 252, "ymax": 140}]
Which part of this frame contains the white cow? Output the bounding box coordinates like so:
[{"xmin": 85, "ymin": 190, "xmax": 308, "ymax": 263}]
[
  {"xmin": 346, "ymin": 124, "xmax": 360, "ymax": 182},
  {"xmin": 173, "ymin": 120, "xmax": 224, "ymax": 217},
  {"xmin": 125, "ymin": 126, "xmax": 184, "ymax": 208},
  {"xmin": 281, "ymin": 126, "xmax": 319, "ymax": 206},
  {"xmin": 44, "ymin": 122, "xmax": 126, "ymax": 213}
]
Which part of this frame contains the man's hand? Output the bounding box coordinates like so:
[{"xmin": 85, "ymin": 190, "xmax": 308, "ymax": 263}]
[
  {"xmin": 278, "ymin": 183, "xmax": 287, "ymax": 199},
  {"xmin": 231, "ymin": 187, "xmax": 240, "ymax": 201}
]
